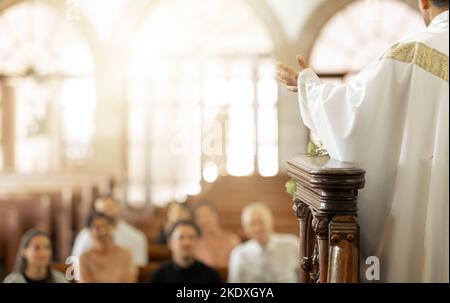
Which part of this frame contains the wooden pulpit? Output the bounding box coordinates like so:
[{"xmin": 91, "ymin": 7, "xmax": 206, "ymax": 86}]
[{"xmin": 287, "ymin": 154, "xmax": 365, "ymax": 283}]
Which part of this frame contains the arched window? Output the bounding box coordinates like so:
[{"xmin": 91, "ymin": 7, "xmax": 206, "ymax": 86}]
[
  {"xmin": 0, "ymin": 1, "xmax": 95, "ymax": 172},
  {"xmin": 127, "ymin": 0, "xmax": 278, "ymax": 207}
]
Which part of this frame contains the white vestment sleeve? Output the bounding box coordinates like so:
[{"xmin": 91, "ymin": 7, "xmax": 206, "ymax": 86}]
[
  {"xmin": 297, "ymin": 65, "xmax": 375, "ymax": 161},
  {"xmin": 296, "ymin": 54, "xmax": 409, "ymax": 163}
]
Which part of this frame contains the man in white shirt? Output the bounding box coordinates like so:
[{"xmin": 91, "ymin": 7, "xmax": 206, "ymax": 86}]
[
  {"xmin": 277, "ymin": 0, "xmax": 448, "ymax": 282},
  {"xmin": 228, "ymin": 203, "xmax": 299, "ymax": 283},
  {"xmin": 71, "ymin": 197, "xmax": 148, "ymax": 266}
]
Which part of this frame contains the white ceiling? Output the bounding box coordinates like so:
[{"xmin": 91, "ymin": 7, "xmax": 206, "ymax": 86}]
[{"xmin": 265, "ymin": 0, "xmax": 325, "ymax": 41}]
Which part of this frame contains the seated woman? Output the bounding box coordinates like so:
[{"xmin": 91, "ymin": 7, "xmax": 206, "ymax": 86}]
[
  {"xmin": 155, "ymin": 202, "xmax": 194, "ymax": 245},
  {"xmin": 3, "ymin": 229, "xmax": 67, "ymax": 283},
  {"xmin": 193, "ymin": 200, "xmax": 241, "ymax": 268},
  {"xmin": 79, "ymin": 211, "xmax": 137, "ymax": 283}
]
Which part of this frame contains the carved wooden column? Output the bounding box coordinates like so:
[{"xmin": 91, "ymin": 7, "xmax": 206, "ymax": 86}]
[
  {"xmin": 293, "ymin": 200, "xmax": 310, "ymax": 283},
  {"xmin": 288, "ymin": 154, "xmax": 365, "ymax": 283}
]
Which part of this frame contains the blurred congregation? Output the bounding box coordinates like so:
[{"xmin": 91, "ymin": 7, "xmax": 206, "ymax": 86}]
[
  {"xmin": 0, "ymin": 0, "xmax": 430, "ymax": 284},
  {"xmin": 1, "ymin": 181, "xmax": 299, "ymax": 283}
]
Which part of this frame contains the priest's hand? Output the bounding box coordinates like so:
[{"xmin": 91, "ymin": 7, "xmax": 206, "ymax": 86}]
[{"xmin": 277, "ymin": 55, "xmax": 308, "ymax": 92}]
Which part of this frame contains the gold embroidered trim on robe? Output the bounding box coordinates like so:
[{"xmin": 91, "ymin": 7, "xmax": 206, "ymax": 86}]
[{"xmin": 380, "ymin": 42, "xmax": 449, "ymax": 83}]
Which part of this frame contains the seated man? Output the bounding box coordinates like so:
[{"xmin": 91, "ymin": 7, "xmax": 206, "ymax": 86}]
[
  {"xmin": 228, "ymin": 202, "xmax": 299, "ymax": 283},
  {"xmin": 149, "ymin": 220, "xmax": 221, "ymax": 283},
  {"xmin": 193, "ymin": 200, "xmax": 241, "ymax": 268},
  {"xmin": 71, "ymin": 196, "xmax": 148, "ymax": 266}
]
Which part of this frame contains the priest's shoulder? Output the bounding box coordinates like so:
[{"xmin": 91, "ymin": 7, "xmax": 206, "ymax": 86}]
[{"xmin": 381, "ymin": 32, "xmax": 448, "ymax": 59}]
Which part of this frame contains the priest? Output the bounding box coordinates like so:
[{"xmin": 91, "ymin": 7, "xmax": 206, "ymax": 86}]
[{"xmin": 278, "ymin": 0, "xmax": 448, "ymax": 282}]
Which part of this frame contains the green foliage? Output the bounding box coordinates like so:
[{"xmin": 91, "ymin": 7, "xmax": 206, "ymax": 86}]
[
  {"xmin": 286, "ymin": 141, "xmax": 327, "ymax": 198},
  {"xmin": 285, "ymin": 178, "xmax": 296, "ymax": 198},
  {"xmin": 307, "ymin": 141, "xmax": 327, "ymax": 157}
]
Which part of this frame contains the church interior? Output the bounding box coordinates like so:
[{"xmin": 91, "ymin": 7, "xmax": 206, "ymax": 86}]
[{"xmin": 0, "ymin": 0, "xmax": 437, "ymax": 283}]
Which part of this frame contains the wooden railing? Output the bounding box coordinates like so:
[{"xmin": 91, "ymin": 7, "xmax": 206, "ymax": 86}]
[{"xmin": 287, "ymin": 154, "xmax": 365, "ymax": 283}]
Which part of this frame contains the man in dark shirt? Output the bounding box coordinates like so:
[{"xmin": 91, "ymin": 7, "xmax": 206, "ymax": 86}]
[{"xmin": 149, "ymin": 220, "xmax": 221, "ymax": 283}]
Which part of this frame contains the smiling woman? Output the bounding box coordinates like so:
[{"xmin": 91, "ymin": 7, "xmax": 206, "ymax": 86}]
[{"xmin": 3, "ymin": 229, "xmax": 67, "ymax": 283}]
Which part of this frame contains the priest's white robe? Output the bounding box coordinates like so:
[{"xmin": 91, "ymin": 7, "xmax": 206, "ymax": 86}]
[{"xmin": 297, "ymin": 11, "xmax": 449, "ymax": 282}]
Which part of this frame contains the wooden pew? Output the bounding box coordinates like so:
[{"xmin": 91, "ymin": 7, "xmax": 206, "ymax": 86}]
[
  {"xmin": 217, "ymin": 267, "xmax": 228, "ymax": 283},
  {"xmin": 149, "ymin": 245, "xmax": 172, "ymax": 262},
  {"xmin": 0, "ymin": 194, "xmax": 47, "ymax": 272},
  {"xmin": 0, "ymin": 194, "xmax": 51, "ymax": 234},
  {"xmin": 0, "ymin": 190, "xmax": 72, "ymax": 262},
  {"xmin": 0, "ymin": 173, "xmax": 115, "ymax": 267},
  {"xmin": 0, "ymin": 208, "xmax": 21, "ymax": 273},
  {"xmin": 0, "ymin": 173, "xmax": 114, "ymax": 233}
]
